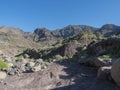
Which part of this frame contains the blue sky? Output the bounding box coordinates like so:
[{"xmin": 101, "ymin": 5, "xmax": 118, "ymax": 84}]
[{"xmin": 0, "ymin": 0, "xmax": 120, "ymax": 32}]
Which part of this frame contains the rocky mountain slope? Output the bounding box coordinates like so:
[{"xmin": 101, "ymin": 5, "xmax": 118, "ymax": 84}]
[
  {"xmin": 0, "ymin": 26, "xmax": 40, "ymax": 55},
  {"xmin": 0, "ymin": 24, "xmax": 111, "ymax": 54},
  {"xmin": 96, "ymin": 24, "xmax": 120, "ymax": 37},
  {"xmin": 34, "ymin": 24, "xmax": 120, "ymax": 41},
  {"xmin": 34, "ymin": 25, "xmax": 98, "ymax": 42},
  {"xmin": 0, "ymin": 24, "xmax": 120, "ymax": 90},
  {"xmin": 0, "ymin": 24, "xmax": 119, "ymax": 51}
]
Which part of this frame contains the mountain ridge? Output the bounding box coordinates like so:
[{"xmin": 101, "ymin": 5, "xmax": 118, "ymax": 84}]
[
  {"xmin": 0, "ymin": 24, "xmax": 120, "ymax": 48},
  {"xmin": 33, "ymin": 24, "xmax": 120, "ymax": 42}
]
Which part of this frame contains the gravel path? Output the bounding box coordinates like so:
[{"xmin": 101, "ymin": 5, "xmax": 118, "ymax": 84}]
[{"xmin": 0, "ymin": 61, "xmax": 119, "ymax": 90}]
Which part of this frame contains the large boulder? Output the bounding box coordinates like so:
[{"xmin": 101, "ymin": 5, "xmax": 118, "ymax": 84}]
[
  {"xmin": 97, "ymin": 66, "xmax": 111, "ymax": 80},
  {"xmin": 0, "ymin": 71, "xmax": 7, "ymax": 79},
  {"xmin": 55, "ymin": 41, "xmax": 81, "ymax": 57},
  {"xmin": 111, "ymin": 59, "xmax": 120, "ymax": 86}
]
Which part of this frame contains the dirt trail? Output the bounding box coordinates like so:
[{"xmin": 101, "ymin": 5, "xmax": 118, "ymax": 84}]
[{"xmin": 0, "ymin": 61, "xmax": 119, "ymax": 90}]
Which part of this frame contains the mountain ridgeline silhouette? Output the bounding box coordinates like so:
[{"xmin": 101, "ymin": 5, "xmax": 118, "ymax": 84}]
[{"xmin": 0, "ymin": 24, "xmax": 120, "ymax": 55}]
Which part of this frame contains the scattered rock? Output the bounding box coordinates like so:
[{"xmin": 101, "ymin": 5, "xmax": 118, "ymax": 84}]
[
  {"xmin": 8, "ymin": 68, "xmax": 17, "ymax": 75},
  {"xmin": 42, "ymin": 65, "xmax": 47, "ymax": 69},
  {"xmin": 0, "ymin": 72, "xmax": 7, "ymax": 79},
  {"xmin": 26, "ymin": 62, "xmax": 35, "ymax": 68},
  {"xmin": 23, "ymin": 54, "xmax": 30, "ymax": 58},
  {"xmin": 31, "ymin": 65, "xmax": 41, "ymax": 72},
  {"xmin": 21, "ymin": 67, "xmax": 26, "ymax": 73},
  {"xmin": 35, "ymin": 59, "xmax": 43, "ymax": 65},
  {"xmin": 97, "ymin": 66, "xmax": 111, "ymax": 80}
]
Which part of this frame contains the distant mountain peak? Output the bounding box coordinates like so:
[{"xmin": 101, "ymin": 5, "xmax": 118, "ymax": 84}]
[{"xmin": 101, "ymin": 24, "xmax": 120, "ymax": 29}]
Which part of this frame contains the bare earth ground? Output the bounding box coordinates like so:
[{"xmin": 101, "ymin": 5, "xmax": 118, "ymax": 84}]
[{"xmin": 0, "ymin": 61, "xmax": 119, "ymax": 90}]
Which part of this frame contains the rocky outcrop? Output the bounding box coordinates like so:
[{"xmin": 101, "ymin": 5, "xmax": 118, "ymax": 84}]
[
  {"xmin": 23, "ymin": 49, "xmax": 40, "ymax": 59},
  {"xmin": 34, "ymin": 25, "xmax": 97, "ymax": 42},
  {"xmin": 34, "ymin": 28, "xmax": 55, "ymax": 41},
  {"xmin": 55, "ymin": 41, "xmax": 81, "ymax": 57},
  {"xmin": 34, "ymin": 24, "xmax": 120, "ymax": 43},
  {"xmin": 87, "ymin": 38, "xmax": 120, "ymax": 56},
  {"xmin": 55, "ymin": 25, "xmax": 97, "ymax": 38}
]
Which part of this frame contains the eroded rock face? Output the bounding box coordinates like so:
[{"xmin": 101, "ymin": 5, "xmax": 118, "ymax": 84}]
[
  {"xmin": 55, "ymin": 41, "xmax": 81, "ymax": 57},
  {"xmin": 87, "ymin": 38, "xmax": 120, "ymax": 56},
  {"xmin": 111, "ymin": 59, "xmax": 120, "ymax": 86}
]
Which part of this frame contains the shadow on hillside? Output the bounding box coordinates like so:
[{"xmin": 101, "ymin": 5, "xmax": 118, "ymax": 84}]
[{"xmin": 51, "ymin": 60, "xmax": 119, "ymax": 90}]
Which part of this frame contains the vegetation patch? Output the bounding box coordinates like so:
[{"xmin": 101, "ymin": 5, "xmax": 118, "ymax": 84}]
[
  {"xmin": 54, "ymin": 55, "xmax": 64, "ymax": 61},
  {"xmin": 0, "ymin": 59, "xmax": 8, "ymax": 70},
  {"xmin": 81, "ymin": 46, "xmax": 87, "ymax": 51},
  {"xmin": 99, "ymin": 54, "xmax": 111, "ymax": 59},
  {"xmin": 99, "ymin": 54, "xmax": 119, "ymax": 59}
]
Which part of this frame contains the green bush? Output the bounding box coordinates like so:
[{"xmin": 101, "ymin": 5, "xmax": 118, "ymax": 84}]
[
  {"xmin": 99, "ymin": 54, "xmax": 119, "ymax": 59},
  {"xmin": 99, "ymin": 54, "xmax": 110, "ymax": 59},
  {"xmin": 54, "ymin": 55, "xmax": 63, "ymax": 61},
  {"xmin": 82, "ymin": 46, "xmax": 87, "ymax": 51},
  {"xmin": 0, "ymin": 59, "xmax": 8, "ymax": 70}
]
